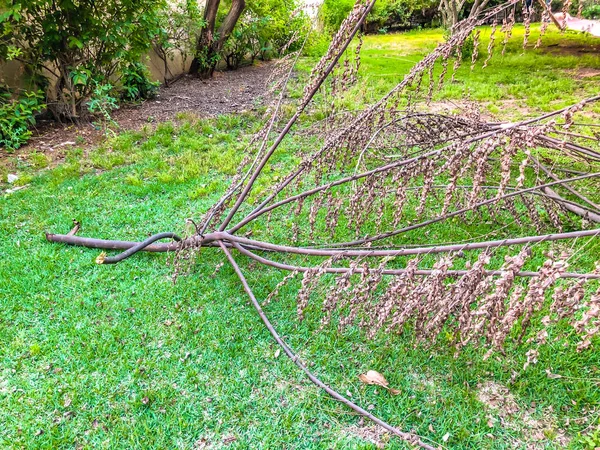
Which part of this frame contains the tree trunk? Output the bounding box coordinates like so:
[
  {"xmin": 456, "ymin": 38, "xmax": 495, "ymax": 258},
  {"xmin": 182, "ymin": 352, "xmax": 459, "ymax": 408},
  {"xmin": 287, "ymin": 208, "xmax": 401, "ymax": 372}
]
[
  {"xmin": 468, "ymin": 0, "xmax": 491, "ymax": 20},
  {"xmin": 439, "ymin": 0, "xmax": 473, "ymax": 28},
  {"xmin": 189, "ymin": 0, "xmax": 246, "ymax": 79}
]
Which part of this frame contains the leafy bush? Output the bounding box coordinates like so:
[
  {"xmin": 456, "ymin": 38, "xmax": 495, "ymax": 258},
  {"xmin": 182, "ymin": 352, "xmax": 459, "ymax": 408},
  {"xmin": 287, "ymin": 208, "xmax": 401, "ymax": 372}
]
[
  {"xmin": 320, "ymin": 0, "xmax": 438, "ymax": 34},
  {"xmin": 87, "ymin": 83, "xmax": 120, "ymax": 136},
  {"xmin": 0, "ymin": 89, "xmax": 45, "ymax": 150},
  {"xmin": 320, "ymin": 0, "xmax": 355, "ymax": 33},
  {"xmin": 152, "ymin": 0, "xmax": 205, "ymax": 83},
  {"xmin": 0, "ymin": 0, "xmax": 165, "ymax": 120},
  {"xmin": 583, "ymin": 4, "xmax": 600, "ymax": 19},
  {"xmin": 221, "ymin": 0, "xmax": 310, "ymax": 69},
  {"xmin": 121, "ymin": 62, "xmax": 160, "ymax": 101}
]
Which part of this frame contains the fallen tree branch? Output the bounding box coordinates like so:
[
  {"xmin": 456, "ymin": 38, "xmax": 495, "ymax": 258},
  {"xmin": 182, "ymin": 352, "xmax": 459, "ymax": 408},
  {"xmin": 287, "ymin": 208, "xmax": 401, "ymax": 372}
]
[
  {"xmin": 231, "ymin": 241, "xmax": 600, "ymax": 279},
  {"xmin": 218, "ymin": 241, "xmax": 439, "ymax": 450},
  {"xmin": 95, "ymin": 232, "xmax": 182, "ymax": 264},
  {"xmin": 542, "ymin": 187, "xmax": 600, "ymax": 223}
]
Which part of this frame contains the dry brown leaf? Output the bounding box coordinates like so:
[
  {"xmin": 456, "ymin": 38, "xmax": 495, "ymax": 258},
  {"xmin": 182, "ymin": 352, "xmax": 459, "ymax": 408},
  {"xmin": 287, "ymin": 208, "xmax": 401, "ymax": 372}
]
[
  {"xmin": 358, "ymin": 370, "xmax": 389, "ymax": 388},
  {"xmin": 223, "ymin": 435, "xmax": 237, "ymax": 445},
  {"xmin": 359, "ymin": 370, "xmax": 401, "ymax": 395}
]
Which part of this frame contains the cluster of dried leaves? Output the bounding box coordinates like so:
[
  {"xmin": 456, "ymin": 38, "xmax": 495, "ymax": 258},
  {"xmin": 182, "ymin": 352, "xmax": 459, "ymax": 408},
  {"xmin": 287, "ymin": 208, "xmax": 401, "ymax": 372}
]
[
  {"xmin": 283, "ymin": 250, "xmax": 600, "ymax": 355},
  {"xmin": 195, "ymin": 0, "xmax": 600, "ymax": 358}
]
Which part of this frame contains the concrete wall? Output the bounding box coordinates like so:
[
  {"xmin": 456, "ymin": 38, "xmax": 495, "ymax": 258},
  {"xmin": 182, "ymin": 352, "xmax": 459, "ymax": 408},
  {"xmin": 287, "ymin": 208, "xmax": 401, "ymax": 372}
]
[
  {"xmin": 0, "ymin": 47, "xmax": 193, "ymax": 95},
  {"xmin": 0, "ymin": 60, "xmax": 25, "ymax": 89}
]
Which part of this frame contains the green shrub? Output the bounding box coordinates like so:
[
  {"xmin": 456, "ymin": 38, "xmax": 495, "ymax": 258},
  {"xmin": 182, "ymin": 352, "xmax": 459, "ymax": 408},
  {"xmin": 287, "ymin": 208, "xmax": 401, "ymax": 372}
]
[
  {"xmin": 583, "ymin": 4, "xmax": 600, "ymax": 19},
  {"xmin": 121, "ymin": 62, "xmax": 160, "ymax": 101},
  {"xmin": 152, "ymin": 0, "xmax": 205, "ymax": 84},
  {"xmin": 320, "ymin": 0, "xmax": 438, "ymax": 34},
  {"xmin": 221, "ymin": 0, "xmax": 310, "ymax": 69},
  {"xmin": 0, "ymin": 89, "xmax": 45, "ymax": 150},
  {"xmin": 320, "ymin": 0, "xmax": 355, "ymax": 33},
  {"xmin": 0, "ymin": 0, "xmax": 165, "ymax": 120}
]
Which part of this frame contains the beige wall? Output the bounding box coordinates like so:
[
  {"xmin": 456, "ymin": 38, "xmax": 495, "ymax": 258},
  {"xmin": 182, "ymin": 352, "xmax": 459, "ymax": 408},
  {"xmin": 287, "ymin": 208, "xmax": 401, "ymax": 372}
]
[
  {"xmin": 0, "ymin": 47, "xmax": 192, "ymax": 93},
  {"xmin": 145, "ymin": 48, "xmax": 193, "ymax": 83},
  {"xmin": 0, "ymin": 60, "xmax": 26, "ymax": 89}
]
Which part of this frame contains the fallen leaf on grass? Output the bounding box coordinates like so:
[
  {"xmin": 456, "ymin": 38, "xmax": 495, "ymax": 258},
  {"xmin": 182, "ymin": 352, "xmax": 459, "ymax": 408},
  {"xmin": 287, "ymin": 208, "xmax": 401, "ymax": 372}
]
[
  {"xmin": 358, "ymin": 370, "xmax": 401, "ymax": 395},
  {"xmin": 545, "ymin": 369, "xmax": 562, "ymax": 379},
  {"xmin": 359, "ymin": 370, "xmax": 389, "ymax": 387},
  {"xmin": 223, "ymin": 435, "xmax": 236, "ymax": 445}
]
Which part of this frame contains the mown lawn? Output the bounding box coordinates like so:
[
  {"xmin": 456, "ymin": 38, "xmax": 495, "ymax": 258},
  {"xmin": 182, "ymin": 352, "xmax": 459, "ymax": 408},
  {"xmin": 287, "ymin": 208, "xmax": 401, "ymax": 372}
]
[{"xmin": 1, "ymin": 26, "xmax": 600, "ymax": 449}]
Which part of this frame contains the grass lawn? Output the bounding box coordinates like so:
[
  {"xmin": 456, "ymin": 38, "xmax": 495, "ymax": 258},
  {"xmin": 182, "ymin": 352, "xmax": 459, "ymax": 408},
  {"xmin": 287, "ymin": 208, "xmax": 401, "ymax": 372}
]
[{"xmin": 1, "ymin": 25, "xmax": 600, "ymax": 449}]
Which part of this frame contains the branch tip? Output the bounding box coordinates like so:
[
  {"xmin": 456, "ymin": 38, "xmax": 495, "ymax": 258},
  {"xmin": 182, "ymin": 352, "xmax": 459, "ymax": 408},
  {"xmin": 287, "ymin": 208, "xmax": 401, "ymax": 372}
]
[{"xmin": 96, "ymin": 252, "xmax": 106, "ymax": 265}]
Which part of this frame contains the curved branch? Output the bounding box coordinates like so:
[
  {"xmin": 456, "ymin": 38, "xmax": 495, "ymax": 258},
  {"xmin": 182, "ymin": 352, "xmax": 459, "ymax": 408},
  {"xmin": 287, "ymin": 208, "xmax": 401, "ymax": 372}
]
[
  {"xmin": 232, "ymin": 242, "xmax": 600, "ymax": 279},
  {"xmin": 95, "ymin": 232, "xmax": 182, "ymax": 264},
  {"xmin": 218, "ymin": 241, "xmax": 438, "ymax": 450}
]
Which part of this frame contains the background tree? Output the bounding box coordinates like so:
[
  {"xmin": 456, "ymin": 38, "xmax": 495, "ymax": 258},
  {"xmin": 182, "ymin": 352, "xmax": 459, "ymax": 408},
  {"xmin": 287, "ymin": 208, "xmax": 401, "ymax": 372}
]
[
  {"xmin": 189, "ymin": 0, "xmax": 246, "ymax": 78},
  {"xmin": 439, "ymin": 0, "xmax": 492, "ymax": 27}
]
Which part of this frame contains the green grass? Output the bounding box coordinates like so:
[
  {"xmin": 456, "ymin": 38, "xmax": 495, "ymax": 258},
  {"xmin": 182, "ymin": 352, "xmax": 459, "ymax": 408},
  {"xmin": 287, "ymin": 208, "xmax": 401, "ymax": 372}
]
[
  {"xmin": 1, "ymin": 26, "xmax": 600, "ymax": 449},
  {"xmin": 298, "ymin": 24, "xmax": 600, "ymax": 118}
]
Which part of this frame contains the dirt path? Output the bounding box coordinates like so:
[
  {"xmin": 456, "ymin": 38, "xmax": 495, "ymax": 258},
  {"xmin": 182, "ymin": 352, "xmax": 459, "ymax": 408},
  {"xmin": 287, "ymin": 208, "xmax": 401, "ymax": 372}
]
[
  {"xmin": 555, "ymin": 13, "xmax": 600, "ymax": 37},
  {"xmin": 1, "ymin": 62, "xmax": 274, "ymax": 170}
]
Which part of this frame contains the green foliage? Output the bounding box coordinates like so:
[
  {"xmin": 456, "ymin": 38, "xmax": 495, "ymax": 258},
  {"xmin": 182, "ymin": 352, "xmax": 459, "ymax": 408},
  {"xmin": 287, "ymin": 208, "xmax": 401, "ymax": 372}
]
[
  {"xmin": 444, "ymin": 27, "xmax": 475, "ymax": 59},
  {"xmin": 246, "ymin": 0, "xmax": 309, "ymax": 56},
  {"xmin": 153, "ymin": 0, "xmax": 205, "ymax": 80},
  {"xmin": 320, "ymin": 0, "xmax": 438, "ymax": 34},
  {"xmin": 370, "ymin": 0, "xmax": 417, "ymax": 30},
  {"xmin": 0, "ymin": 89, "xmax": 45, "ymax": 150},
  {"xmin": 579, "ymin": 425, "xmax": 600, "ymax": 449},
  {"xmin": 320, "ymin": 0, "xmax": 355, "ymax": 33},
  {"xmin": 583, "ymin": 4, "xmax": 600, "ymax": 19},
  {"xmin": 0, "ymin": 0, "xmax": 165, "ymax": 119},
  {"xmin": 121, "ymin": 62, "xmax": 160, "ymax": 102},
  {"xmin": 303, "ymin": 32, "xmax": 332, "ymax": 57},
  {"xmin": 87, "ymin": 83, "xmax": 119, "ymax": 136},
  {"xmin": 221, "ymin": 0, "xmax": 310, "ymax": 69}
]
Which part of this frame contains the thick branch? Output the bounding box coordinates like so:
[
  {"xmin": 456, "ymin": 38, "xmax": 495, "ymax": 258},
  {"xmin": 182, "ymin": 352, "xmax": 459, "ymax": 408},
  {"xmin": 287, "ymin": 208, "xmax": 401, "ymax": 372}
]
[
  {"xmin": 214, "ymin": 0, "xmax": 246, "ymax": 54},
  {"xmin": 232, "ymin": 242, "xmax": 600, "ymax": 279}
]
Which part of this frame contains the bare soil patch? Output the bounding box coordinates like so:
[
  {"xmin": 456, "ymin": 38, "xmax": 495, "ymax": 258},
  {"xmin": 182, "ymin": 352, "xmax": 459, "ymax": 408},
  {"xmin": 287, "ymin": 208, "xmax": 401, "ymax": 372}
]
[
  {"xmin": 575, "ymin": 67, "xmax": 600, "ymax": 79},
  {"xmin": 0, "ymin": 62, "xmax": 273, "ymax": 171},
  {"xmin": 477, "ymin": 381, "xmax": 570, "ymax": 449},
  {"xmin": 539, "ymin": 40, "xmax": 600, "ymax": 57},
  {"xmin": 345, "ymin": 422, "xmax": 389, "ymax": 448}
]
